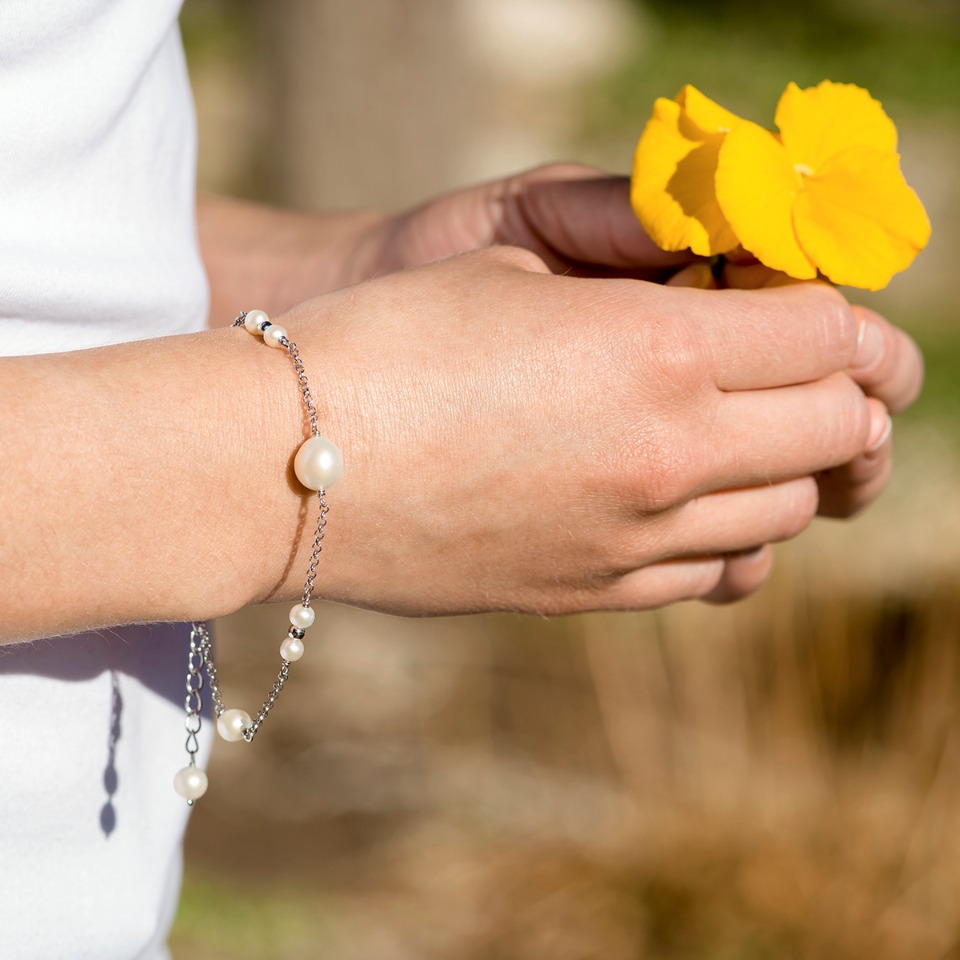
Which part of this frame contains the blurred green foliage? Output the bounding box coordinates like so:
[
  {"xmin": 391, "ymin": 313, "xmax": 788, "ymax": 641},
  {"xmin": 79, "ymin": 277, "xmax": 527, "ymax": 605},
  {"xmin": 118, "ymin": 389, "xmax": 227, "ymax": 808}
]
[
  {"xmin": 173, "ymin": 873, "xmax": 332, "ymax": 958},
  {"xmin": 588, "ymin": 0, "xmax": 960, "ymax": 138},
  {"xmin": 180, "ymin": 0, "xmax": 253, "ymax": 60}
]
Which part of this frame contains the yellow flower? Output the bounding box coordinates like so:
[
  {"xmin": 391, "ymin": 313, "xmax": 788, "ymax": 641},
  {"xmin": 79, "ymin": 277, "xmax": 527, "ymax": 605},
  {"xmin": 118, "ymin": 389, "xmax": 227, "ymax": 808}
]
[
  {"xmin": 630, "ymin": 85, "xmax": 741, "ymax": 257},
  {"xmin": 631, "ymin": 81, "xmax": 931, "ymax": 291}
]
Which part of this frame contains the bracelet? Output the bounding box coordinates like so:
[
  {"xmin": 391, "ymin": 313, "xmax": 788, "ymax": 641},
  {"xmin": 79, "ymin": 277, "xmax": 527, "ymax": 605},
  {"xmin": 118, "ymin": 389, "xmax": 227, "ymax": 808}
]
[{"xmin": 173, "ymin": 309, "xmax": 343, "ymax": 804}]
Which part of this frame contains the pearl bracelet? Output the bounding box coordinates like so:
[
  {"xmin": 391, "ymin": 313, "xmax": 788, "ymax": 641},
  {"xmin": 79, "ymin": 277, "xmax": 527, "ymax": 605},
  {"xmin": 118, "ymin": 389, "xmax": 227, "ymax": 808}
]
[{"xmin": 173, "ymin": 310, "xmax": 342, "ymax": 804}]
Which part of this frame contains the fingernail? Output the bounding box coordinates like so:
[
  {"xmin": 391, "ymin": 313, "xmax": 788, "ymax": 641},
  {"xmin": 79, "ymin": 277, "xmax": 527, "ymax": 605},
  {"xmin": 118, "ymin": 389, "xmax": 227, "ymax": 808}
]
[
  {"xmin": 866, "ymin": 412, "xmax": 893, "ymax": 453},
  {"xmin": 853, "ymin": 316, "xmax": 884, "ymax": 369}
]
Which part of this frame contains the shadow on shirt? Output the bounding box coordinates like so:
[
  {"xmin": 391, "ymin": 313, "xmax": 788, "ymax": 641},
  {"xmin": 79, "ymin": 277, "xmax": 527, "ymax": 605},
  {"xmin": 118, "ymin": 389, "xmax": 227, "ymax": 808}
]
[{"xmin": 0, "ymin": 621, "xmax": 213, "ymax": 837}]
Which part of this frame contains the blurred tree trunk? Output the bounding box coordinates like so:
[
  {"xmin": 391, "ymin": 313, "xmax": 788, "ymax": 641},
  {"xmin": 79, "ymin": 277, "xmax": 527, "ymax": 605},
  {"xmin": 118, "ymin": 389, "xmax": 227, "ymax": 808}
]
[{"xmin": 252, "ymin": 0, "xmax": 479, "ymax": 211}]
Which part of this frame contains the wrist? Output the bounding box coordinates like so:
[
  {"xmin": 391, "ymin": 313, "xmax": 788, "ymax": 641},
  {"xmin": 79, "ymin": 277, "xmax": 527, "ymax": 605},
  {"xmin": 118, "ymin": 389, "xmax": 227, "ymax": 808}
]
[{"xmin": 198, "ymin": 195, "xmax": 389, "ymax": 324}]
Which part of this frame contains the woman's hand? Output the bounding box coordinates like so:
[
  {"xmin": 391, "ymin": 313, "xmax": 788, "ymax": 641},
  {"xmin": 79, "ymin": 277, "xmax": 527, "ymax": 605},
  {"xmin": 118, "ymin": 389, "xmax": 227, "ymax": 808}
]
[
  {"xmin": 714, "ymin": 258, "xmax": 924, "ymax": 519},
  {"xmin": 200, "ymin": 164, "xmax": 923, "ymax": 551},
  {"xmin": 264, "ymin": 247, "xmax": 890, "ymax": 615},
  {"xmin": 197, "ymin": 164, "xmax": 689, "ymax": 323},
  {"xmin": 366, "ymin": 163, "xmax": 694, "ymax": 281}
]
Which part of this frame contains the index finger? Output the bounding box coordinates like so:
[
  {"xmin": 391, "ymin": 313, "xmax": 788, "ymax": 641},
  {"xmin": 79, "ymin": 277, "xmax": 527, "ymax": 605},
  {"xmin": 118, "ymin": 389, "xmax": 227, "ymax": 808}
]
[{"xmin": 675, "ymin": 282, "xmax": 859, "ymax": 391}]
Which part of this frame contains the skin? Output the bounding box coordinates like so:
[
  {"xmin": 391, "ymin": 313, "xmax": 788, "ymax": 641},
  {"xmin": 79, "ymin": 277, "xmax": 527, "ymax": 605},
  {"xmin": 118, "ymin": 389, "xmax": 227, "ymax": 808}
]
[{"xmin": 0, "ymin": 165, "xmax": 923, "ymax": 642}]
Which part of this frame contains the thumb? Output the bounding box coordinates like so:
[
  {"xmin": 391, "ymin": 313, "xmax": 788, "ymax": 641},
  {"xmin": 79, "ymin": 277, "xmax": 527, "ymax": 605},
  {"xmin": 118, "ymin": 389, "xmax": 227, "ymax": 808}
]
[{"xmin": 487, "ymin": 163, "xmax": 696, "ymax": 273}]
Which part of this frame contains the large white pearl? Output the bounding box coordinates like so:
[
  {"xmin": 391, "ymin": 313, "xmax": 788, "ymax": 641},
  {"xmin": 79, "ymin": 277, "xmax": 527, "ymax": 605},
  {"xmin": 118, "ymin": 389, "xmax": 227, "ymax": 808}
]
[
  {"xmin": 173, "ymin": 766, "xmax": 209, "ymax": 801},
  {"xmin": 217, "ymin": 708, "xmax": 252, "ymax": 742},
  {"xmin": 244, "ymin": 309, "xmax": 268, "ymax": 335},
  {"xmin": 263, "ymin": 324, "xmax": 288, "ymax": 348},
  {"xmin": 280, "ymin": 637, "xmax": 304, "ymax": 662},
  {"xmin": 289, "ymin": 603, "xmax": 315, "ymax": 629},
  {"xmin": 294, "ymin": 436, "xmax": 343, "ymax": 490}
]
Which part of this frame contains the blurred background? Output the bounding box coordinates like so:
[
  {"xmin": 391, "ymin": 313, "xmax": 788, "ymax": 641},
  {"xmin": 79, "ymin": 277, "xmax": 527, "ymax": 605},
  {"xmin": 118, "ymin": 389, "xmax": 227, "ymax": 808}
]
[{"xmin": 172, "ymin": 1, "xmax": 960, "ymax": 957}]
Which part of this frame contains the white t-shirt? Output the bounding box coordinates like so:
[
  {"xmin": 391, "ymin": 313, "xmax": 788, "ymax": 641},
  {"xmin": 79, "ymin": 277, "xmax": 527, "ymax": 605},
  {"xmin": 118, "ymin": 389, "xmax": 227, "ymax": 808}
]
[{"xmin": 0, "ymin": 3, "xmax": 212, "ymax": 957}]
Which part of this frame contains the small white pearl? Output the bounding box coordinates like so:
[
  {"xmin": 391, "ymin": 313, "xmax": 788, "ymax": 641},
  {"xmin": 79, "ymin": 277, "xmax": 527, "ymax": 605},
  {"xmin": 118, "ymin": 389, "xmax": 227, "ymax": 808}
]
[
  {"xmin": 263, "ymin": 324, "xmax": 288, "ymax": 348},
  {"xmin": 289, "ymin": 603, "xmax": 316, "ymax": 629},
  {"xmin": 173, "ymin": 766, "xmax": 208, "ymax": 801},
  {"xmin": 280, "ymin": 637, "xmax": 304, "ymax": 662},
  {"xmin": 217, "ymin": 707, "xmax": 252, "ymax": 742},
  {"xmin": 294, "ymin": 435, "xmax": 343, "ymax": 490},
  {"xmin": 244, "ymin": 309, "xmax": 268, "ymax": 335}
]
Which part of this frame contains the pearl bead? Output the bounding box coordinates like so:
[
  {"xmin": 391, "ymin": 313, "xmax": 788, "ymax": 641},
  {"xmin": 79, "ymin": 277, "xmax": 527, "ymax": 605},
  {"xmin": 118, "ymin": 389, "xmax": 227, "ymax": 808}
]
[
  {"xmin": 217, "ymin": 708, "xmax": 252, "ymax": 742},
  {"xmin": 289, "ymin": 603, "xmax": 316, "ymax": 629},
  {"xmin": 173, "ymin": 766, "xmax": 208, "ymax": 801},
  {"xmin": 263, "ymin": 324, "xmax": 288, "ymax": 348},
  {"xmin": 280, "ymin": 637, "xmax": 304, "ymax": 662},
  {"xmin": 244, "ymin": 309, "xmax": 268, "ymax": 335},
  {"xmin": 294, "ymin": 435, "xmax": 343, "ymax": 490}
]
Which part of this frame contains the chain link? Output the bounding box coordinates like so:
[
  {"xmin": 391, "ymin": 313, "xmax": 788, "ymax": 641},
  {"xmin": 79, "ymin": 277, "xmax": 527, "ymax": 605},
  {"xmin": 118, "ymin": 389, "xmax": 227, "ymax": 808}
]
[
  {"xmin": 193, "ymin": 621, "xmax": 224, "ymax": 718},
  {"xmin": 243, "ymin": 660, "xmax": 291, "ymax": 742},
  {"xmin": 303, "ymin": 492, "xmax": 329, "ymax": 607},
  {"xmin": 184, "ymin": 625, "xmax": 206, "ymax": 765},
  {"xmin": 282, "ymin": 336, "xmax": 321, "ymax": 439}
]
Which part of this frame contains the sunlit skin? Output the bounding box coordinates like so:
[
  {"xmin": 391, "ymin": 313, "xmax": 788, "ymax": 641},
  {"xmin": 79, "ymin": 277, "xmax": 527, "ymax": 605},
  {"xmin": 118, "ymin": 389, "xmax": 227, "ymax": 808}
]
[{"xmin": 0, "ymin": 166, "xmax": 923, "ymax": 641}]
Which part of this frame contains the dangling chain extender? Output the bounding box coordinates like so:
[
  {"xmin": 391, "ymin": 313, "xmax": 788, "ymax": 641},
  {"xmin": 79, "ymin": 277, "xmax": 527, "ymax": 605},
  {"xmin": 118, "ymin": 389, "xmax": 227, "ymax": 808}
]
[{"xmin": 173, "ymin": 309, "xmax": 343, "ymax": 804}]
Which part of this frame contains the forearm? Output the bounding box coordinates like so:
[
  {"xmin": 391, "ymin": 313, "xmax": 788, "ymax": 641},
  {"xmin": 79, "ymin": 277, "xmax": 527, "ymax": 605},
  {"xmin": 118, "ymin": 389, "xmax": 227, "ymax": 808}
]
[
  {"xmin": 197, "ymin": 195, "xmax": 387, "ymax": 325},
  {"xmin": 0, "ymin": 324, "xmax": 316, "ymax": 642}
]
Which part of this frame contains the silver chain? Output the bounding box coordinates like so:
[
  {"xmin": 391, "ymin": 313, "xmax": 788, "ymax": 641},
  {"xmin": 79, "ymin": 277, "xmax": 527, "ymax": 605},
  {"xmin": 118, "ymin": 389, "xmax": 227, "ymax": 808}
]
[
  {"xmin": 232, "ymin": 313, "xmax": 321, "ymax": 437},
  {"xmin": 304, "ymin": 491, "xmax": 329, "ymax": 607},
  {"xmin": 181, "ymin": 625, "xmax": 206, "ymax": 805},
  {"xmin": 243, "ymin": 659, "xmax": 291, "ymax": 741},
  {"xmin": 193, "ymin": 622, "xmax": 224, "ymax": 718},
  {"xmin": 286, "ymin": 338, "xmax": 321, "ymax": 439},
  {"xmin": 184, "ymin": 625, "xmax": 205, "ymax": 759},
  {"xmin": 180, "ymin": 312, "xmax": 331, "ymax": 791}
]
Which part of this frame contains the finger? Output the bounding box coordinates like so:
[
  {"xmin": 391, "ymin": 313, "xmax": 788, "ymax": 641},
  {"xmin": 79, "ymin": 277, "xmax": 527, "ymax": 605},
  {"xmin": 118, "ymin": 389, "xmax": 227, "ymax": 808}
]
[
  {"xmin": 628, "ymin": 477, "xmax": 818, "ymax": 565},
  {"xmin": 817, "ymin": 415, "xmax": 893, "ymax": 518},
  {"xmin": 703, "ymin": 377, "xmax": 887, "ymax": 492},
  {"xmin": 700, "ymin": 547, "xmax": 774, "ymax": 604},
  {"xmin": 593, "ymin": 549, "xmax": 773, "ymax": 610},
  {"xmin": 498, "ymin": 164, "xmax": 695, "ymax": 273},
  {"xmin": 665, "ymin": 261, "xmax": 718, "ymax": 289},
  {"xmin": 593, "ymin": 556, "xmax": 728, "ymax": 610},
  {"xmin": 721, "ymin": 261, "xmax": 805, "ymax": 289},
  {"xmin": 676, "ymin": 282, "xmax": 859, "ymax": 391},
  {"xmin": 849, "ymin": 306, "xmax": 924, "ymax": 414}
]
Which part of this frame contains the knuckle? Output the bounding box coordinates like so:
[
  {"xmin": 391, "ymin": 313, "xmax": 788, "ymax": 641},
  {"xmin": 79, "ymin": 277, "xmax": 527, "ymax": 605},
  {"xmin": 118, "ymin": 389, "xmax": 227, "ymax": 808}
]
[
  {"xmin": 824, "ymin": 374, "xmax": 872, "ymax": 457},
  {"xmin": 692, "ymin": 560, "xmax": 732, "ymax": 601},
  {"xmin": 605, "ymin": 309, "xmax": 714, "ymax": 511},
  {"xmin": 806, "ymin": 283, "xmax": 858, "ymax": 364},
  {"xmin": 778, "ymin": 478, "xmax": 819, "ymax": 539},
  {"xmin": 614, "ymin": 423, "xmax": 702, "ymax": 511},
  {"xmin": 634, "ymin": 308, "xmax": 713, "ymax": 396},
  {"xmin": 817, "ymin": 453, "xmax": 892, "ymax": 518},
  {"xmin": 849, "ymin": 458, "xmax": 894, "ymax": 515}
]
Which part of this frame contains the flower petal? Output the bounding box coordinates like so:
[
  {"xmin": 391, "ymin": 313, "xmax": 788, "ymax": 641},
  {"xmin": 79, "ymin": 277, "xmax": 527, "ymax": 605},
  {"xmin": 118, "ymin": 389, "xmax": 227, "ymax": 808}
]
[
  {"xmin": 716, "ymin": 120, "xmax": 817, "ymax": 279},
  {"xmin": 676, "ymin": 84, "xmax": 742, "ymax": 136},
  {"xmin": 793, "ymin": 145, "xmax": 932, "ymax": 290},
  {"xmin": 776, "ymin": 81, "xmax": 897, "ymax": 172},
  {"xmin": 631, "ymin": 95, "xmax": 738, "ymax": 256}
]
